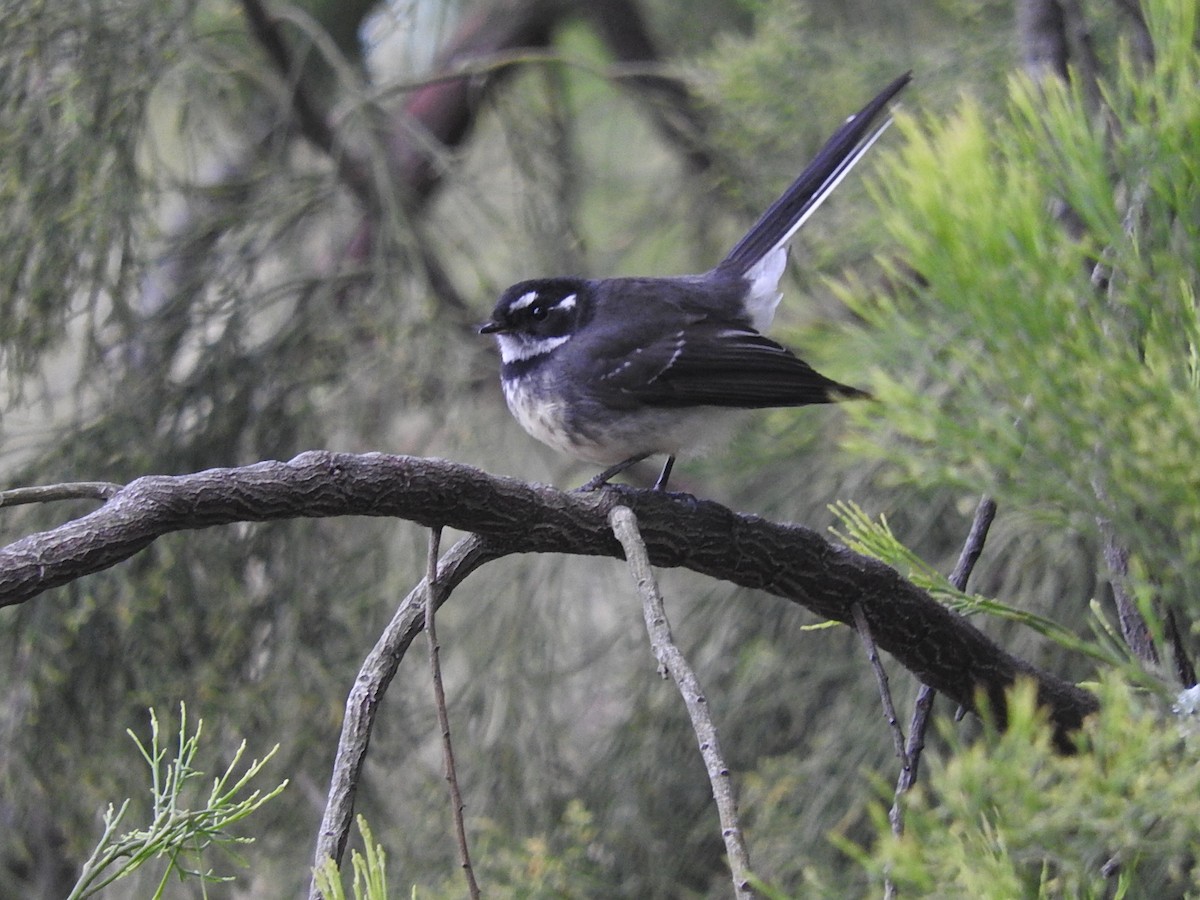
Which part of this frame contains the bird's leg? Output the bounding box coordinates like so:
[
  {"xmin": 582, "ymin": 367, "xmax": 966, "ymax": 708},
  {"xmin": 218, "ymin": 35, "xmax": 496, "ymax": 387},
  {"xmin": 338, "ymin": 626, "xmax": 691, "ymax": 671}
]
[
  {"xmin": 578, "ymin": 453, "xmax": 652, "ymax": 492},
  {"xmin": 653, "ymin": 456, "xmax": 676, "ymax": 491}
]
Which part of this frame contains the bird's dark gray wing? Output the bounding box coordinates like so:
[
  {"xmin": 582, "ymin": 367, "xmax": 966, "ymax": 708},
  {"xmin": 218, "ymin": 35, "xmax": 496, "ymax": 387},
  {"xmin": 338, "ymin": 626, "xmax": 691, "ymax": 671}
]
[{"xmin": 590, "ymin": 324, "xmax": 868, "ymax": 409}]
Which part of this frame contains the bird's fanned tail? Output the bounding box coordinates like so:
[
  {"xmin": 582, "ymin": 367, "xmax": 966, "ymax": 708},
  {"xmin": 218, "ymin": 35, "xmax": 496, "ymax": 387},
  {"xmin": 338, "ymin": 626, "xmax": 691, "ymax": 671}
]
[{"xmin": 716, "ymin": 71, "xmax": 912, "ymax": 279}]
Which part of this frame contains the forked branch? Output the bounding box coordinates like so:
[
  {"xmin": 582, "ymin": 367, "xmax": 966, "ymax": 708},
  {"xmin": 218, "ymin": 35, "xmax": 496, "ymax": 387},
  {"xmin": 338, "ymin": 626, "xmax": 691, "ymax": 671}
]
[{"xmin": 0, "ymin": 451, "xmax": 1097, "ymax": 750}]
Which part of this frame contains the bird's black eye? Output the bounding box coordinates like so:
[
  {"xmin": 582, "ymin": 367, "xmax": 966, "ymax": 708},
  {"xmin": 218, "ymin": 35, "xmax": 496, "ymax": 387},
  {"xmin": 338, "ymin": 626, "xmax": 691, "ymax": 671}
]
[{"xmin": 529, "ymin": 303, "xmax": 549, "ymax": 321}]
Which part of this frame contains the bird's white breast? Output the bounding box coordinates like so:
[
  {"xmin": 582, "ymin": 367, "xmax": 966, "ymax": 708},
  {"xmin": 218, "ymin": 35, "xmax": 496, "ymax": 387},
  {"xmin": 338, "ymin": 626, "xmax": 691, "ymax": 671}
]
[
  {"xmin": 502, "ymin": 378, "xmax": 735, "ymax": 466},
  {"xmin": 501, "ymin": 379, "xmax": 581, "ymax": 460}
]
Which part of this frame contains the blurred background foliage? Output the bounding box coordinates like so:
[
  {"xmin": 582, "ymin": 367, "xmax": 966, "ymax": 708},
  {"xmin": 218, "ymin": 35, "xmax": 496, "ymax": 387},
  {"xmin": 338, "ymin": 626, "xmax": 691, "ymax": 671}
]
[{"xmin": 1, "ymin": 0, "xmax": 1196, "ymax": 896}]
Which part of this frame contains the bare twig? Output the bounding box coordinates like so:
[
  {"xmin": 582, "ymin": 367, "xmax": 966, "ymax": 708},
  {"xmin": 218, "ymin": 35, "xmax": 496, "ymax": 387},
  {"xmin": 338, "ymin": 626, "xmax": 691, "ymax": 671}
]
[
  {"xmin": 948, "ymin": 497, "xmax": 997, "ymax": 593},
  {"xmin": 309, "ymin": 530, "xmax": 505, "ymax": 899},
  {"xmin": 888, "ymin": 496, "xmax": 997, "ymax": 838},
  {"xmin": 883, "ymin": 683, "xmax": 937, "ymax": 900},
  {"xmin": 376, "ymin": 48, "xmax": 686, "ymax": 100},
  {"xmin": 0, "ymin": 482, "xmax": 122, "ymax": 507},
  {"xmin": 1099, "ymin": 521, "xmax": 1158, "ymax": 666},
  {"xmin": 854, "ymin": 593, "xmax": 910, "ymax": 900},
  {"xmin": 852, "ymin": 602, "xmax": 911, "ymax": 774},
  {"xmin": 424, "ymin": 527, "xmax": 480, "ymax": 899},
  {"xmin": 1164, "ymin": 608, "xmax": 1196, "ymax": 689},
  {"xmin": 1093, "ymin": 479, "xmax": 1159, "ymax": 667},
  {"xmin": 609, "ymin": 506, "xmax": 753, "ymax": 899},
  {"xmin": 896, "ymin": 685, "xmax": 937, "ymax": 798}
]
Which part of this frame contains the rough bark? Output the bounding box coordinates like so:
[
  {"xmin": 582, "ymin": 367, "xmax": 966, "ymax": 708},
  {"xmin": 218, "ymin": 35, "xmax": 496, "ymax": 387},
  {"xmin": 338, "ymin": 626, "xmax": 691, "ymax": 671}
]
[{"xmin": 0, "ymin": 451, "xmax": 1098, "ymax": 750}]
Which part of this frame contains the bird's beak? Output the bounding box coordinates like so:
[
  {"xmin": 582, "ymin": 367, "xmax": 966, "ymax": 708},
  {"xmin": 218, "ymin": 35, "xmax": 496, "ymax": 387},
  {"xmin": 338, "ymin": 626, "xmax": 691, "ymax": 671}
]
[{"xmin": 479, "ymin": 320, "xmax": 505, "ymax": 335}]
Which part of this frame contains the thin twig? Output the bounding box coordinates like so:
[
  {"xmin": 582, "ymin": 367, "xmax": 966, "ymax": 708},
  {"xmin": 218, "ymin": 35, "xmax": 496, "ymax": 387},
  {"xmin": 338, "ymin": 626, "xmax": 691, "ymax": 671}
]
[
  {"xmin": 1093, "ymin": 479, "xmax": 1159, "ymax": 667},
  {"xmin": 1164, "ymin": 608, "xmax": 1197, "ymax": 688},
  {"xmin": 888, "ymin": 496, "xmax": 997, "ymax": 832},
  {"xmin": 852, "ymin": 602, "xmax": 911, "ymax": 775},
  {"xmin": 948, "ymin": 497, "xmax": 997, "ymax": 592},
  {"xmin": 424, "ymin": 527, "xmax": 480, "ymax": 900},
  {"xmin": 895, "ymin": 685, "xmax": 936, "ymax": 799},
  {"xmin": 882, "ymin": 682, "xmax": 935, "ymax": 900},
  {"xmin": 855, "ymin": 605, "xmax": 905, "ymax": 900},
  {"xmin": 376, "ymin": 48, "xmax": 684, "ymax": 101},
  {"xmin": 883, "ymin": 496, "xmax": 996, "ymax": 899},
  {"xmin": 0, "ymin": 482, "xmax": 122, "ymax": 507},
  {"xmin": 609, "ymin": 506, "xmax": 753, "ymax": 899}
]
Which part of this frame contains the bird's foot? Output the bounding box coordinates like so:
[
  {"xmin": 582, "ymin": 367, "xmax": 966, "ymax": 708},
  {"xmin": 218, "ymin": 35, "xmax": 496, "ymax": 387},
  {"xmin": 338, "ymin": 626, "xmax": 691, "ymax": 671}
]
[
  {"xmin": 659, "ymin": 488, "xmax": 700, "ymax": 510},
  {"xmin": 575, "ymin": 453, "xmax": 652, "ymax": 492}
]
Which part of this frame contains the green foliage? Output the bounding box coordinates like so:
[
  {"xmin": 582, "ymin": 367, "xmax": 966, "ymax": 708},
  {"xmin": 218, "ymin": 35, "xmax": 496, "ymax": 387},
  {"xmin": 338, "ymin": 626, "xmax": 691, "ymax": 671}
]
[
  {"xmin": 0, "ymin": 0, "xmax": 190, "ymax": 381},
  {"xmin": 853, "ymin": 677, "xmax": 1200, "ymax": 897},
  {"xmin": 68, "ymin": 704, "xmax": 287, "ymax": 899},
  {"xmin": 829, "ymin": 501, "xmax": 1136, "ymax": 672},
  {"xmin": 313, "ymin": 816, "xmax": 389, "ymax": 900},
  {"xmin": 841, "ymin": 0, "xmax": 1200, "ymax": 612}
]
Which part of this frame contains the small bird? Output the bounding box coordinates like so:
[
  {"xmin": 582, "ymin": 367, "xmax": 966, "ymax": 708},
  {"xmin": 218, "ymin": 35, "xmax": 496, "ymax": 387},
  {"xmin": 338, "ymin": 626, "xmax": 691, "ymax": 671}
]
[{"xmin": 482, "ymin": 73, "xmax": 910, "ymax": 491}]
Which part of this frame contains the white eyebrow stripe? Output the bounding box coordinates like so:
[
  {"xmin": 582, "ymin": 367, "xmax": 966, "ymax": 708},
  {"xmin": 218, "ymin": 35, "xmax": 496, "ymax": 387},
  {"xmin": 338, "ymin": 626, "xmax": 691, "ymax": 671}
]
[{"xmin": 510, "ymin": 291, "xmax": 539, "ymax": 312}]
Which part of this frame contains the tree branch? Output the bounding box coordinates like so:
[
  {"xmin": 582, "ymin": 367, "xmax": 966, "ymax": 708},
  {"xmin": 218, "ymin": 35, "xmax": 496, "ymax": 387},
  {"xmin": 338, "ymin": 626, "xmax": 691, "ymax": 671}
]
[
  {"xmin": 1017, "ymin": 0, "xmax": 1071, "ymax": 82},
  {"xmin": 0, "ymin": 451, "xmax": 1098, "ymax": 751},
  {"xmin": 852, "ymin": 601, "xmax": 910, "ymax": 773},
  {"xmin": 610, "ymin": 506, "xmax": 752, "ymax": 898},
  {"xmin": 0, "ymin": 482, "xmax": 122, "ymax": 507},
  {"xmin": 1093, "ymin": 480, "xmax": 1159, "ymax": 668},
  {"xmin": 309, "ymin": 531, "xmax": 506, "ymax": 897}
]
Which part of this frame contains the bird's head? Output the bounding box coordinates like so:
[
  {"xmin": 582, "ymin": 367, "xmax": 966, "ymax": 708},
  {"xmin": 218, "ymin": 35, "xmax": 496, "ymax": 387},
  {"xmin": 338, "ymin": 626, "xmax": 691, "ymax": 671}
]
[{"xmin": 480, "ymin": 278, "xmax": 589, "ymax": 364}]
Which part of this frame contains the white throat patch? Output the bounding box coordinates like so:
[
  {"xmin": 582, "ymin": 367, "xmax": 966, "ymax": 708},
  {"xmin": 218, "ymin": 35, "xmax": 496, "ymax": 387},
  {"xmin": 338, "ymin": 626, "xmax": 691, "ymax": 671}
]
[{"xmin": 497, "ymin": 332, "xmax": 571, "ymax": 363}]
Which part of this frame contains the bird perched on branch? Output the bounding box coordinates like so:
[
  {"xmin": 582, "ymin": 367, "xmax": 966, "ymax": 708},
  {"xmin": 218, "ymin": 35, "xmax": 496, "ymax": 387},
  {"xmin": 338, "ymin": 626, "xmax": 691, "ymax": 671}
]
[{"xmin": 482, "ymin": 72, "xmax": 911, "ymax": 490}]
